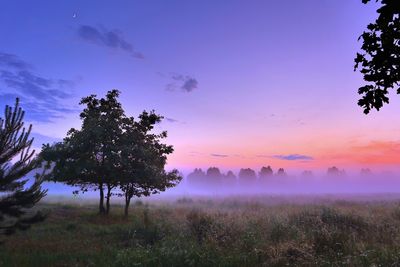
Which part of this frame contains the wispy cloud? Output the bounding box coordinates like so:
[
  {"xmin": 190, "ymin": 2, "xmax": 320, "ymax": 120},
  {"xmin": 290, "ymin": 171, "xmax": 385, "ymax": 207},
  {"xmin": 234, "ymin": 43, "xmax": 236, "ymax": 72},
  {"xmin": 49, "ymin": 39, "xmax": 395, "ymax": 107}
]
[
  {"xmin": 164, "ymin": 117, "xmax": 187, "ymax": 125},
  {"xmin": 0, "ymin": 70, "xmax": 72, "ymax": 99},
  {"xmin": 0, "ymin": 52, "xmax": 78, "ymax": 122},
  {"xmin": 77, "ymin": 25, "xmax": 144, "ymax": 59},
  {"xmin": 272, "ymin": 154, "xmax": 314, "ymax": 161},
  {"xmin": 0, "ymin": 52, "xmax": 32, "ymax": 69},
  {"xmin": 257, "ymin": 154, "xmax": 313, "ymax": 161},
  {"xmin": 165, "ymin": 117, "xmax": 179, "ymax": 123},
  {"xmin": 166, "ymin": 73, "xmax": 198, "ymax": 92},
  {"xmin": 210, "ymin": 153, "xmax": 229, "ymax": 158}
]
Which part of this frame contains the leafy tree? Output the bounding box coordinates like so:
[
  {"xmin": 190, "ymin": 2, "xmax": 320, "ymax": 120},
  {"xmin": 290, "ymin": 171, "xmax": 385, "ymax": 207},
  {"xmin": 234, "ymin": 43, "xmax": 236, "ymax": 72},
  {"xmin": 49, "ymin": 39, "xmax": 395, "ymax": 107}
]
[
  {"xmin": 276, "ymin": 168, "xmax": 287, "ymax": 176},
  {"xmin": 360, "ymin": 168, "xmax": 373, "ymax": 176},
  {"xmin": 95, "ymin": 90, "xmax": 127, "ymax": 213},
  {"xmin": 42, "ymin": 90, "xmax": 181, "ymax": 216},
  {"xmin": 41, "ymin": 90, "xmax": 128, "ymax": 214},
  {"xmin": 0, "ymin": 99, "xmax": 47, "ymax": 236},
  {"xmin": 259, "ymin": 166, "xmax": 273, "ymax": 182},
  {"xmin": 117, "ymin": 111, "xmax": 182, "ymax": 216},
  {"xmin": 206, "ymin": 167, "xmax": 222, "ymax": 187},
  {"xmin": 354, "ymin": 0, "xmax": 400, "ymax": 113},
  {"xmin": 187, "ymin": 168, "xmax": 206, "ymax": 187},
  {"xmin": 238, "ymin": 168, "xmax": 257, "ymax": 185},
  {"xmin": 222, "ymin": 170, "xmax": 236, "ymax": 186},
  {"xmin": 301, "ymin": 170, "xmax": 313, "ymax": 177},
  {"xmin": 327, "ymin": 166, "xmax": 340, "ymax": 176},
  {"xmin": 327, "ymin": 166, "xmax": 346, "ymax": 177}
]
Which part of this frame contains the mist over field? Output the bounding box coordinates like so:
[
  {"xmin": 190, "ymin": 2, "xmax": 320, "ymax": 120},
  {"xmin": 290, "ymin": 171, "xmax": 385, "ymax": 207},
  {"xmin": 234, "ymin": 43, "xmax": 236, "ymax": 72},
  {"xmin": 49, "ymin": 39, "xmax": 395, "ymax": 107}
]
[
  {"xmin": 2, "ymin": 0, "xmax": 400, "ymax": 266},
  {"xmin": 41, "ymin": 168, "xmax": 400, "ymax": 201}
]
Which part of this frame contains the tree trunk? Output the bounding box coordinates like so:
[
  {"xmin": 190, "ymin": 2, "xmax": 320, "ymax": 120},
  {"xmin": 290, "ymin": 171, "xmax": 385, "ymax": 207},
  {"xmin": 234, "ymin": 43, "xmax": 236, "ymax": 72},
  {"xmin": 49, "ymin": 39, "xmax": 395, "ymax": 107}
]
[
  {"xmin": 106, "ymin": 184, "xmax": 111, "ymax": 214},
  {"xmin": 99, "ymin": 183, "xmax": 105, "ymax": 214},
  {"xmin": 124, "ymin": 194, "xmax": 131, "ymax": 217}
]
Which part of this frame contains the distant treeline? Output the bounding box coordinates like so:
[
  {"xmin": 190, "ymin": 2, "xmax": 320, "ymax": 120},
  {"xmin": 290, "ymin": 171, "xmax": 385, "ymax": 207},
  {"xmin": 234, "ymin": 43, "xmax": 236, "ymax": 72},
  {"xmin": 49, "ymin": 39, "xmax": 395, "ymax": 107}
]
[
  {"xmin": 187, "ymin": 166, "xmax": 283, "ymax": 187},
  {"xmin": 186, "ymin": 166, "xmax": 373, "ymax": 187}
]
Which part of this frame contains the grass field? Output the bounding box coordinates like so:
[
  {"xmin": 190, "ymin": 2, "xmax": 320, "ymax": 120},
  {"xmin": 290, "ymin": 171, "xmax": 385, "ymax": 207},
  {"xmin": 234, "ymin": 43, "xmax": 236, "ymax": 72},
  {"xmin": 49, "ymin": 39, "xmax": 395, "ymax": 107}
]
[{"xmin": 2, "ymin": 195, "xmax": 400, "ymax": 266}]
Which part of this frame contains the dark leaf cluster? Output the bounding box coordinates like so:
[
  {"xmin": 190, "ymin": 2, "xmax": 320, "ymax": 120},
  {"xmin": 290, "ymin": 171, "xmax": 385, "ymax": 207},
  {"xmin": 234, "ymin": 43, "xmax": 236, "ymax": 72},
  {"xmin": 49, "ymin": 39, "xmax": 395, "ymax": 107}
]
[{"xmin": 355, "ymin": 0, "xmax": 400, "ymax": 113}]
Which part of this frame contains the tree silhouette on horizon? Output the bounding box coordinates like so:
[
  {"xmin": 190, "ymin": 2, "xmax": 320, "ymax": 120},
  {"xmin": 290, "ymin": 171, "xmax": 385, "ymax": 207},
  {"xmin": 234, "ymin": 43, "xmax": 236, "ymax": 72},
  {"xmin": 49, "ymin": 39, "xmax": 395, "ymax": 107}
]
[
  {"xmin": 276, "ymin": 168, "xmax": 287, "ymax": 177},
  {"xmin": 206, "ymin": 167, "xmax": 223, "ymax": 186},
  {"xmin": 238, "ymin": 168, "xmax": 257, "ymax": 185},
  {"xmin": 222, "ymin": 170, "xmax": 237, "ymax": 186},
  {"xmin": 187, "ymin": 168, "xmax": 206, "ymax": 187},
  {"xmin": 327, "ymin": 166, "xmax": 346, "ymax": 177},
  {"xmin": 259, "ymin": 166, "xmax": 273, "ymax": 183},
  {"xmin": 301, "ymin": 170, "xmax": 313, "ymax": 177}
]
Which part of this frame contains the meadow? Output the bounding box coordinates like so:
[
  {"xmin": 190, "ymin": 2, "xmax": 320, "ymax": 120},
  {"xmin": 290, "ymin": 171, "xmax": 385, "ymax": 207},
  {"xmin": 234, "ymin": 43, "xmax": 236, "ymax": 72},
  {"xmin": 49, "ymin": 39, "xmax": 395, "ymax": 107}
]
[{"xmin": 2, "ymin": 195, "xmax": 400, "ymax": 267}]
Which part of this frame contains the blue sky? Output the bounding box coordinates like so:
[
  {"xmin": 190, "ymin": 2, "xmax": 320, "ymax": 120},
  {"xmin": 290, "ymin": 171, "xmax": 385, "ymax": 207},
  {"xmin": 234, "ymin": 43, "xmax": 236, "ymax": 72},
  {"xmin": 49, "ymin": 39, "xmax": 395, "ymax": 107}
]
[{"xmin": 2, "ymin": 0, "xmax": 400, "ymax": 175}]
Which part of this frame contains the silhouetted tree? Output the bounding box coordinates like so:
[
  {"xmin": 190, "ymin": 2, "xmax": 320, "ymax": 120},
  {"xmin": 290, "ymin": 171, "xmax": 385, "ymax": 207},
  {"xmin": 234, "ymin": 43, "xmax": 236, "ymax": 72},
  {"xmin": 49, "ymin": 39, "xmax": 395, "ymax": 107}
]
[
  {"xmin": 0, "ymin": 99, "xmax": 47, "ymax": 236},
  {"xmin": 118, "ymin": 111, "xmax": 181, "ymax": 216},
  {"xmin": 42, "ymin": 91, "xmax": 181, "ymax": 216},
  {"xmin": 238, "ymin": 168, "xmax": 257, "ymax": 185},
  {"xmin": 360, "ymin": 168, "xmax": 373, "ymax": 176},
  {"xmin": 259, "ymin": 166, "xmax": 273, "ymax": 183},
  {"xmin": 187, "ymin": 168, "xmax": 206, "ymax": 187},
  {"xmin": 206, "ymin": 167, "xmax": 222, "ymax": 187},
  {"xmin": 355, "ymin": 0, "xmax": 400, "ymax": 113},
  {"xmin": 327, "ymin": 166, "xmax": 346, "ymax": 176},
  {"xmin": 327, "ymin": 166, "xmax": 339, "ymax": 176},
  {"xmin": 41, "ymin": 90, "xmax": 127, "ymax": 214},
  {"xmin": 222, "ymin": 170, "xmax": 237, "ymax": 186},
  {"xmin": 276, "ymin": 168, "xmax": 287, "ymax": 176},
  {"xmin": 301, "ymin": 170, "xmax": 313, "ymax": 177}
]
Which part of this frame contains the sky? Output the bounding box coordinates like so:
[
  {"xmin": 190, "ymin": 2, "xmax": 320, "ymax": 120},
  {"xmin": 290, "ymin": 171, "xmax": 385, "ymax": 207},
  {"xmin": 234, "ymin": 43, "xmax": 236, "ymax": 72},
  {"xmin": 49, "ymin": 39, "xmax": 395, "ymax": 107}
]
[{"xmin": 1, "ymin": 0, "xmax": 399, "ymax": 176}]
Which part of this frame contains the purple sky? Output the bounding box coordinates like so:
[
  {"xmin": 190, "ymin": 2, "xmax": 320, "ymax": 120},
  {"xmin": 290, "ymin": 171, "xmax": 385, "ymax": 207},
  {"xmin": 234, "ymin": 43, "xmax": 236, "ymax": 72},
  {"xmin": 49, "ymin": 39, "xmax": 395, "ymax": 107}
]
[{"xmin": 1, "ymin": 0, "xmax": 400, "ymax": 175}]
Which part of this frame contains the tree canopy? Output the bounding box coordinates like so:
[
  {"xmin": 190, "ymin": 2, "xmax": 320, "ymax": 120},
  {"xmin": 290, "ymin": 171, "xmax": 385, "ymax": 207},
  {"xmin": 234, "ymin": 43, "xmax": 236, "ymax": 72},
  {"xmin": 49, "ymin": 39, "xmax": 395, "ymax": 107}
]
[
  {"xmin": 259, "ymin": 166, "xmax": 273, "ymax": 179},
  {"xmin": 41, "ymin": 90, "xmax": 126, "ymax": 214},
  {"xmin": 118, "ymin": 110, "xmax": 181, "ymax": 216},
  {"xmin": 355, "ymin": 0, "xmax": 400, "ymax": 113},
  {"xmin": 41, "ymin": 90, "xmax": 181, "ymax": 215},
  {"xmin": 238, "ymin": 168, "xmax": 257, "ymax": 184}
]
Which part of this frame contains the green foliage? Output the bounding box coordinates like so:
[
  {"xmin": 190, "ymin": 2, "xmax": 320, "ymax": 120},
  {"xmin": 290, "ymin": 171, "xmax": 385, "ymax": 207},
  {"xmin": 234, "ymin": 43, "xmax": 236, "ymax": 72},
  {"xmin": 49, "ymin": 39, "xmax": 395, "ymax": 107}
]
[
  {"xmin": 355, "ymin": 0, "xmax": 400, "ymax": 113},
  {"xmin": 118, "ymin": 108, "xmax": 182, "ymax": 216},
  {"xmin": 41, "ymin": 90, "xmax": 182, "ymax": 215},
  {"xmin": 0, "ymin": 98, "xmax": 47, "ymax": 236},
  {"xmin": 41, "ymin": 90, "xmax": 127, "ymax": 214}
]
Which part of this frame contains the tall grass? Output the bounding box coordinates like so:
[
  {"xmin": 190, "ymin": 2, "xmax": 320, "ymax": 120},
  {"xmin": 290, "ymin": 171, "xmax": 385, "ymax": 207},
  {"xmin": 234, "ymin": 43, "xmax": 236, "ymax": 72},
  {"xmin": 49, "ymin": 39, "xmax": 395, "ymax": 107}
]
[{"xmin": 2, "ymin": 196, "xmax": 400, "ymax": 266}]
